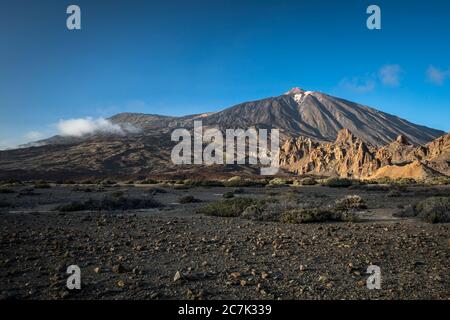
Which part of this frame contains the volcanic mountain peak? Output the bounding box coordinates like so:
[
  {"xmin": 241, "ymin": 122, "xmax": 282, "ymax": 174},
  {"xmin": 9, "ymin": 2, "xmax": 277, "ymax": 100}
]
[{"xmin": 284, "ymin": 87, "xmax": 305, "ymax": 95}]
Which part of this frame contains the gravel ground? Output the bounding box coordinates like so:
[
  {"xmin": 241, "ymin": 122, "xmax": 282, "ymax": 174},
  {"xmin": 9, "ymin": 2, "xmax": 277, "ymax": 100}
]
[{"xmin": 0, "ymin": 184, "xmax": 449, "ymax": 300}]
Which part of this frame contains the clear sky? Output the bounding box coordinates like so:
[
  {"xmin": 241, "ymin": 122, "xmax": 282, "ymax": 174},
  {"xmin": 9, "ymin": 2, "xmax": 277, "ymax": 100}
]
[{"xmin": 1, "ymin": 0, "xmax": 449, "ymax": 149}]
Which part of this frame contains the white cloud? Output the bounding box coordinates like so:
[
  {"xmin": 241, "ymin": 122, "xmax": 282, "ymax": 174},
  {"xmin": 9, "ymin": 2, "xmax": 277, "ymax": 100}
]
[
  {"xmin": 379, "ymin": 64, "xmax": 402, "ymax": 87},
  {"xmin": 57, "ymin": 117, "xmax": 125, "ymax": 137},
  {"xmin": 339, "ymin": 77, "xmax": 376, "ymax": 93},
  {"xmin": 426, "ymin": 65, "xmax": 450, "ymax": 85},
  {"xmin": 24, "ymin": 131, "xmax": 45, "ymax": 141}
]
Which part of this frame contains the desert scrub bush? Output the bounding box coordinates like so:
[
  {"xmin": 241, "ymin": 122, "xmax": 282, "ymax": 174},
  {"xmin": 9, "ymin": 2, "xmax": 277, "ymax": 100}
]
[
  {"xmin": 414, "ymin": 197, "xmax": 450, "ymax": 223},
  {"xmin": 197, "ymin": 198, "xmax": 264, "ymax": 217},
  {"xmin": 223, "ymin": 176, "xmax": 265, "ymax": 187},
  {"xmin": 139, "ymin": 179, "xmax": 158, "ymax": 185},
  {"xmin": 242, "ymin": 199, "xmax": 294, "ymax": 222},
  {"xmin": 280, "ymin": 208, "xmax": 358, "ymax": 223},
  {"xmin": 334, "ymin": 195, "xmax": 367, "ymax": 211},
  {"xmin": 0, "ymin": 188, "xmax": 15, "ymax": 194},
  {"xmin": 178, "ymin": 195, "xmax": 200, "ymax": 204},
  {"xmin": 56, "ymin": 196, "xmax": 162, "ymax": 212},
  {"xmin": 199, "ymin": 180, "xmax": 224, "ymax": 187},
  {"xmin": 293, "ymin": 177, "xmax": 317, "ymax": 186},
  {"xmin": 425, "ymin": 176, "xmax": 450, "ymax": 185},
  {"xmin": 394, "ymin": 178, "xmax": 417, "ymax": 185},
  {"xmin": 222, "ymin": 191, "xmax": 235, "ymax": 199},
  {"xmin": 280, "ymin": 208, "xmax": 334, "ymax": 223},
  {"xmin": 323, "ymin": 177, "xmax": 353, "ymax": 188},
  {"xmin": 223, "ymin": 176, "xmax": 248, "ymax": 187},
  {"xmin": 269, "ymin": 178, "xmax": 288, "ymax": 186}
]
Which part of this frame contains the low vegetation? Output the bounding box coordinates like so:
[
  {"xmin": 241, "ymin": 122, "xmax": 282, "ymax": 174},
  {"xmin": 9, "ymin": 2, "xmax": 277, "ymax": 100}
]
[
  {"xmin": 415, "ymin": 197, "xmax": 450, "ymax": 223},
  {"xmin": 334, "ymin": 195, "xmax": 367, "ymax": 211},
  {"xmin": 197, "ymin": 197, "xmax": 264, "ymax": 217},
  {"xmin": 280, "ymin": 208, "xmax": 356, "ymax": 223},
  {"xmin": 56, "ymin": 196, "xmax": 162, "ymax": 212},
  {"xmin": 394, "ymin": 196, "xmax": 450, "ymax": 223},
  {"xmin": 139, "ymin": 179, "xmax": 159, "ymax": 185},
  {"xmin": 197, "ymin": 193, "xmax": 365, "ymax": 223},
  {"xmin": 268, "ymin": 178, "xmax": 289, "ymax": 186},
  {"xmin": 323, "ymin": 177, "xmax": 353, "ymax": 188},
  {"xmin": 223, "ymin": 176, "xmax": 266, "ymax": 187},
  {"xmin": 293, "ymin": 177, "xmax": 317, "ymax": 186}
]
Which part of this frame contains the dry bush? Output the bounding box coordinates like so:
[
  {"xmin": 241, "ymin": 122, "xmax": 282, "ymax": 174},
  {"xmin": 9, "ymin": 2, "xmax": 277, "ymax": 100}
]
[
  {"xmin": 56, "ymin": 196, "xmax": 162, "ymax": 212},
  {"xmin": 293, "ymin": 177, "xmax": 317, "ymax": 186},
  {"xmin": 334, "ymin": 195, "xmax": 367, "ymax": 211},
  {"xmin": 415, "ymin": 197, "xmax": 450, "ymax": 223},
  {"xmin": 197, "ymin": 198, "xmax": 264, "ymax": 217},
  {"xmin": 323, "ymin": 177, "xmax": 353, "ymax": 188}
]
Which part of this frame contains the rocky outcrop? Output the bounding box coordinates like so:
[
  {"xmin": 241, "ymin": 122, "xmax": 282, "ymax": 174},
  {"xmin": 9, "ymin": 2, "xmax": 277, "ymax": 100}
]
[{"xmin": 280, "ymin": 129, "xmax": 450, "ymax": 180}]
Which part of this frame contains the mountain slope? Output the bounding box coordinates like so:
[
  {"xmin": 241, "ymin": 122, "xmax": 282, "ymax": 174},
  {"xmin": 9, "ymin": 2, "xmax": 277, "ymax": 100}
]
[
  {"xmin": 201, "ymin": 88, "xmax": 444, "ymax": 146},
  {"xmin": 0, "ymin": 88, "xmax": 447, "ymax": 180}
]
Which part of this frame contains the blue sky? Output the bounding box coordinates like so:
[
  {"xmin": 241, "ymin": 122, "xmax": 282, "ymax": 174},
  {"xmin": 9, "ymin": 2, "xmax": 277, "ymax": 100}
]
[{"xmin": 1, "ymin": 0, "xmax": 449, "ymax": 149}]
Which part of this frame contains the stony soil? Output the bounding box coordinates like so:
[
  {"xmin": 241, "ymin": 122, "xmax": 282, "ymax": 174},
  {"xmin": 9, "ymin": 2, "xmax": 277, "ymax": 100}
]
[{"xmin": 0, "ymin": 184, "xmax": 449, "ymax": 300}]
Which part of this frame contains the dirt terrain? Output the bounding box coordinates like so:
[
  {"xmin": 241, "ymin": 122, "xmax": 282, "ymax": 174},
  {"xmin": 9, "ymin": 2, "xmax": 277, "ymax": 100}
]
[{"xmin": 0, "ymin": 183, "xmax": 449, "ymax": 300}]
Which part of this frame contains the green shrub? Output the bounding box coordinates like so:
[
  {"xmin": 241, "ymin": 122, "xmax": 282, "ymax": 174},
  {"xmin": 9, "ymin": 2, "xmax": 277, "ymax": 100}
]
[
  {"xmin": 139, "ymin": 179, "xmax": 158, "ymax": 185},
  {"xmin": 334, "ymin": 195, "xmax": 367, "ymax": 211},
  {"xmin": 200, "ymin": 180, "xmax": 225, "ymax": 187},
  {"xmin": 280, "ymin": 208, "xmax": 334, "ymax": 223},
  {"xmin": 415, "ymin": 197, "xmax": 450, "ymax": 223},
  {"xmin": 375, "ymin": 177, "xmax": 394, "ymax": 185},
  {"xmin": 323, "ymin": 178, "xmax": 353, "ymax": 188},
  {"xmin": 395, "ymin": 178, "xmax": 417, "ymax": 185},
  {"xmin": 197, "ymin": 198, "xmax": 264, "ymax": 217},
  {"xmin": 425, "ymin": 176, "xmax": 450, "ymax": 185},
  {"xmin": 269, "ymin": 178, "xmax": 288, "ymax": 186},
  {"xmin": 223, "ymin": 176, "xmax": 265, "ymax": 187},
  {"xmin": 280, "ymin": 207, "xmax": 357, "ymax": 223},
  {"xmin": 56, "ymin": 196, "xmax": 162, "ymax": 212},
  {"xmin": 223, "ymin": 176, "xmax": 246, "ymax": 187}
]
